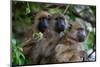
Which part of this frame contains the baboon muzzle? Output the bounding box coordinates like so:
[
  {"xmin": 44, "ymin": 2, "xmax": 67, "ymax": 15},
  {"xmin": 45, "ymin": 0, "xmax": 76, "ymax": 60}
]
[
  {"xmin": 77, "ymin": 31, "xmax": 85, "ymax": 42},
  {"xmin": 38, "ymin": 17, "xmax": 49, "ymax": 32}
]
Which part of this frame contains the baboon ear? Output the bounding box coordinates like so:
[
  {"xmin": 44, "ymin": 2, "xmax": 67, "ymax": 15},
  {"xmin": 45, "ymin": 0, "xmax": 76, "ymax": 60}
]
[{"xmin": 68, "ymin": 23, "xmax": 72, "ymax": 30}]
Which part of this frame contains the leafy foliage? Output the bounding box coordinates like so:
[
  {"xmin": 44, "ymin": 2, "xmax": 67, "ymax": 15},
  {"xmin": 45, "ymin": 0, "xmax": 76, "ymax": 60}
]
[{"xmin": 12, "ymin": 38, "xmax": 28, "ymax": 65}]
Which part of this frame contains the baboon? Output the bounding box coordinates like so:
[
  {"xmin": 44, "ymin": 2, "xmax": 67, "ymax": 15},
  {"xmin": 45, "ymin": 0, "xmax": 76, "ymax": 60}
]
[
  {"xmin": 21, "ymin": 11, "xmax": 50, "ymax": 61},
  {"xmin": 55, "ymin": 22, "xmax": 87, "ymax": 63}
]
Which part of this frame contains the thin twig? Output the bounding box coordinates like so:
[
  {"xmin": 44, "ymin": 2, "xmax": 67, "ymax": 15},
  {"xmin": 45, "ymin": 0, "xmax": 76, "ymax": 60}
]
[{"xmin": 63, "ymin": 5, "xmax": 70, "ymax": 15}]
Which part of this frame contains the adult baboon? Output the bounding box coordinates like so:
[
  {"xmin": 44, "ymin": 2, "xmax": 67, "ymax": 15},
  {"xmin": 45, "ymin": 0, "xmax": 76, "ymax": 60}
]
[{"xmin": 21, "ymin": 11, "xmax": 50, "ymax": 61}]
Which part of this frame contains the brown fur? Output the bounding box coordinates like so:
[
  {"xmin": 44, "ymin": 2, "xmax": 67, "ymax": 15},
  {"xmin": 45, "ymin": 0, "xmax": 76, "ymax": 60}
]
[
  {"xmin": 22, "ymin": 13, "xmax": 87, "ymax": 64},
  {"xmin": 30, "ymin": 29, "xmax": 60, "ymax": 64},
  {"xmin": 55, "ymin": 22, "xmax": 86, "ymax": 63},
  {"xmin": 21, "ymin": 11, "xmax": 50, "ymax": 61}
]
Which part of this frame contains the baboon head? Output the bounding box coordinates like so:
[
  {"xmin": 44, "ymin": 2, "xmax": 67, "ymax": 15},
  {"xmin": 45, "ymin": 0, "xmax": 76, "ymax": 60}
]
[
  {"xmin": 33, "ymin": 11, "xmax": 50, "ymax": 33},
  {"xmin": 67, "ymin": 22, "xmax": 86, "ymax": 42},
  {"xmin": 48, "ymin": 14, "xmax": 70, "ymax": 34}
]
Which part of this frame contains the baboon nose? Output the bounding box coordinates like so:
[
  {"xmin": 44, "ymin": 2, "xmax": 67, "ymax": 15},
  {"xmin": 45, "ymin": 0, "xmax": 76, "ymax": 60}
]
[
  {"xmin": 59, "ymin": 25, "xmax": 65, "ymax": 31},
  {"xmin": 77, "ymin": 31, "xmax": 85, "ymax": 42},
  {"xmin": 78, "ymin": 35, "xmax": 85, "ymax": 42}
]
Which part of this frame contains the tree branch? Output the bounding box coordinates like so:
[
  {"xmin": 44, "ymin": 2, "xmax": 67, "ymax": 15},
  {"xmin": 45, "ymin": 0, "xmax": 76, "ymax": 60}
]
[
  {"xmin": 63, "ymin": 5, "xmax": 70, "ymax": 14},
  {"xmin": 70, "ymin": 10, "xmax": 96, "ymax": 27}
]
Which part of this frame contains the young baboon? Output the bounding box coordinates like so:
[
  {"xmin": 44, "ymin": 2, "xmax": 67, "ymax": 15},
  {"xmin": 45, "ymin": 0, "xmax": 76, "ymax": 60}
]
[{"xmin": 55, "ymin": 22, "xmax": 87, "ymax": 63}]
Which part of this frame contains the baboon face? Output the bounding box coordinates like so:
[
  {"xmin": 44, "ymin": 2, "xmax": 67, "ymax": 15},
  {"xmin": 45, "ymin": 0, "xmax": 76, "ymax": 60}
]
[
  {"xmin": 68, "ymin": 22, "xmax": 86, "ymax": 42},
  {"xmin": 55, "ymin": 16, "xmax": 66, "ymax": 33},
  {"xmin": 77, "ymin": 28, "xmax": 86, "ymax": 42},
  {"xmin": 33, "ymin": 11, "xmax": 50, "ymax": 33},
  {"xmin": 48, "ymin": 14, "xmax": 69, "ymax": 33},
  {"xmin": 37, "ymin": 17, "xmax": 49, "ymax": 33}
]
